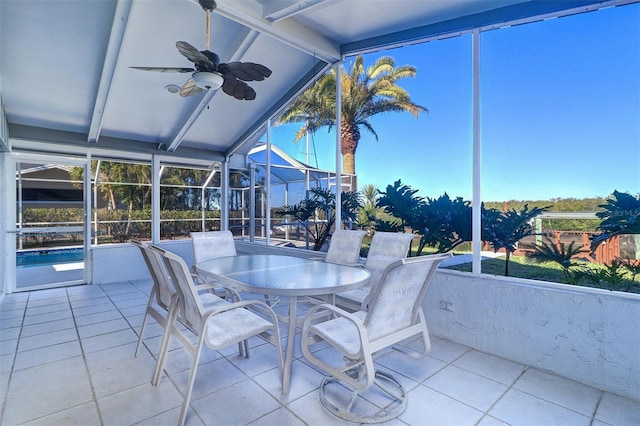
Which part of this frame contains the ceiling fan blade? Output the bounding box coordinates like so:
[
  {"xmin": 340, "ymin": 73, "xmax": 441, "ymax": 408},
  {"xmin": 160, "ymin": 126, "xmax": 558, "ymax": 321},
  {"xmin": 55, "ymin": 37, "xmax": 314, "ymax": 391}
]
[
  {"xmin": 130, "ymin": 66, "xmax": 194, "ymax": 73},
  {"xmin": 222, "ymin": 76, "xmax": 256, "ymax": 101},
  {"xmin": 218, "ymin": 62, "xmax": 272, "ymax": 81},
  {"xmin": 179, "ymin": 78, "xmax": 204, "ymax": 97},
  {"xmin": 176, "ymin": 41, "xmax": 215, "ymax": 71}
]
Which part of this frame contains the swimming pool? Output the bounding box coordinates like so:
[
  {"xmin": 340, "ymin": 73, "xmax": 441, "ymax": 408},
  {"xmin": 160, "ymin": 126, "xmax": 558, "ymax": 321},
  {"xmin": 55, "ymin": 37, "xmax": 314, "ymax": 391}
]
[{"xmin": 17, "ymin": 248, "xmax": 84, "ymax": 267}]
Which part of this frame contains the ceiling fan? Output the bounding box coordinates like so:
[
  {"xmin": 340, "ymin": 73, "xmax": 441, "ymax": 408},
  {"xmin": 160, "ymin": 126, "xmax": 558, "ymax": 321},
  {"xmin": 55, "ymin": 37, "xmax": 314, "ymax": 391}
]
[{"xmin": 131, "ymin": 0, "xmax": 271, "ymax": 100}]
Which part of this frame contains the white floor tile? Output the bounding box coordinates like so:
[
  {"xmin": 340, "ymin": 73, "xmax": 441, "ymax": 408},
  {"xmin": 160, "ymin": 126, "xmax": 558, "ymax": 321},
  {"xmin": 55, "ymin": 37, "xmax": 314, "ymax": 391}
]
[
  {"xmin": 453, "ymin": 350, "xmax": 526, "ymax": 385},
  {"xmin": 77, "ymin": 318, "xmax": 132, "ymax": 339},
  {"xmin": 19, "ymin": 317, "xmax": 76, "ymax": 338},
  {"xmin": 18, "ymin": 327, "xmax": 78, "ymax": 352},
  {"xmin": 489, "ymin": 388, "xmax": 591, "ymax": 426},
  {"xmin": 80, "ymin": 328, "xmax": 139, "ymax": 354},
  {"xmin": 595, "ymin": 392, "xmax": 640, "ymax": 426},
  {"xmin": 98, "ymin": 382, "xmax": 184, "ymax": 425},
  {"xmin": 189, "ymin": 380, "xmax": 282, "ymax": 425},
  {"xmin": 254, "ymin": 358, "xmax": 325, "ymax": 403},
  {"xmin": 377, "ymin": 349, "xmax": 448, "ymax": 383},
  {"xmin": 24, "ymin": 301, "xmax": 70, "ymax": 316},
  {"xmin": 0, "ymin": 338, "xmax": 18, "ymax": 356},
  {"xmin": 91, "ymin": 355, "xmax": 160, "ymax": 398},
  {"xmin": 12, "ymin": 340, "xmax": 82, "ymax": 371},
  {"xmin": 287, "ymin": 390, "xmax": 359, "ymax": 426},
  {"xmin": 0, "ymin": 326, "xmax": 21, "ymax": 342},
  {"xmin": 22, "ymin": 309, "xmax": 73, "ymax": 326},
  {"xmin": 85, "ymin": 341, "xmax": 152, "ymax": 373},
  {"xmin": 400, "ymin": 384, "xmax": 484, "ymax": 426},
  {"xmin": 427, "ymin": 335, "xmax": 471, "ymax": 363},
  {"xmin": 424, "ymin": 365, "xmax": 508, "ymax": 411},
  {"xmin": 2, "ymin": 371, "xmax": 94, "ymax": 424},
  {"xmin": 513, "ymin": 368, "xmax": 601, "ymax": 416},
  {"xmin": 477, "ymin": 415, "xmax": 510, "ymax": 426},
  {"xmin": 247, "ymin": 406, "xmax": 306, "ymax": 426},
  {"xmin": 8, "ymin": 355, "xmax": 88, "ymax": 394},
  {"xmin": 170, "ymin": 357, "xmax": 251, "ymax": 400},
  {"xmin": 20, "ymin": 401, "xmax": 101, "ymax": 425},
  {"xmin": 74, "ymin": 309, "xmax": 124, "ymax": 327}
]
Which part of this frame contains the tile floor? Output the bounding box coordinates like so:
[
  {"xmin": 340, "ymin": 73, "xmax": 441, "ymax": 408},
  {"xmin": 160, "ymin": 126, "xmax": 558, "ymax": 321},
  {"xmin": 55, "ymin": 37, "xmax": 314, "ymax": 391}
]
[{"xmin": 1, "ymin": 281, "xmax": 639, "ymax": 426}]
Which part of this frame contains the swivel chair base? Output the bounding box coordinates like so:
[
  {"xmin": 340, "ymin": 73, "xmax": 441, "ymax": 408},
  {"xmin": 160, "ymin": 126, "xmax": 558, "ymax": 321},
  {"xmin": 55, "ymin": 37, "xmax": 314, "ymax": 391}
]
[{"xmin": 319, "ymin": 370, "xmax": 407, "ymax": 423}]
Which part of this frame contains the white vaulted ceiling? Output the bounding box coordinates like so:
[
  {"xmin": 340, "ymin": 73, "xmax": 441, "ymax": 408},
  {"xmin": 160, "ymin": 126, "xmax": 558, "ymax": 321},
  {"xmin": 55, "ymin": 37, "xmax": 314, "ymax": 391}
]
[{"xmin": 0, "ymin": 0, "xmax": 614, "ymax": 163}]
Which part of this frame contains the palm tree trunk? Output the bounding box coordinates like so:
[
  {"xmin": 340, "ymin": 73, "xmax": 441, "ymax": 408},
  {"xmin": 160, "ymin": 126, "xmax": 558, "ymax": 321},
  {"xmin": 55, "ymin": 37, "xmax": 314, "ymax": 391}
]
[
  {"xmin": 504, "ymin": 250, "xmax": 511, "ymax": 276},
  {"xmin": 340, "ymin": 121, "xmax": 360, "ymax": 175}
]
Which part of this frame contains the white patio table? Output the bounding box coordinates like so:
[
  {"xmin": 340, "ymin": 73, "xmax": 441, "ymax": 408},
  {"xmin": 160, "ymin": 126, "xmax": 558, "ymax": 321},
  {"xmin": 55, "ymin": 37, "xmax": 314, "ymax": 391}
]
[{"xmin": 195, "ymin": 254, "xmax": 370, "ymax": 394}]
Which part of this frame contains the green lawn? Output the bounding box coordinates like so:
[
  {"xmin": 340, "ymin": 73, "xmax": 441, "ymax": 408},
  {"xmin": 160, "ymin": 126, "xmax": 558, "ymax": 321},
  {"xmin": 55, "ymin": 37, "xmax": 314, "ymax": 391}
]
[{"xmin": 443, "ymin": 254, "xmax": 640, "ymax": 294}]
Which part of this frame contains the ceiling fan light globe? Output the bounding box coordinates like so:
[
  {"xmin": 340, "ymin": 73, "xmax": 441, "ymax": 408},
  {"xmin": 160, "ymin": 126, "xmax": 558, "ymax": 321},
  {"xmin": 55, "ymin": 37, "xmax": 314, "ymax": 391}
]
[{"xmin": 192, "ymin": 71, "xmax": 223, "ymax": 90}]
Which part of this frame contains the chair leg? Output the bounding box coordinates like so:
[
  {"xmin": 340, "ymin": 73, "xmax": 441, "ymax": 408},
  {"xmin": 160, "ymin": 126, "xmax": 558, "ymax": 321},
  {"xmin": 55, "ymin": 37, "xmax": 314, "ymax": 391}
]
[
  {"xmin": 134, "ymin": 310, "xmax": 150, "ymax": 357},
  {"xmin": 178, "ymin": 338, "xmax": 206, "ymax": 426},
  {"xmin": 244, "ymin": 339, "xmax": 250, "ymax": 358},
  {"xmin": 152, "ymin": 305, "xmax": 177, "ymax": 386},
  {"xmin": 135, "ymin": 290, "xmax": 156, "ymax": 356}
]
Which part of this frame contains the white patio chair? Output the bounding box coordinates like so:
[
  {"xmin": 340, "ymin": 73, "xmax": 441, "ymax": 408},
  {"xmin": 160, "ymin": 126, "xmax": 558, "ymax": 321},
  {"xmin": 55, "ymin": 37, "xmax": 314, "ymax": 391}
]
[
  {"xmin": 190, "ymin": 230, "xmax": 236, "ymax": 282},
  {"xmin": 334, "ymin": 231, "xmax": 414, "ymax": 311},
  {"xmin": 301, "ymin": 253, "xmax": 452, "ymax": 423},
  {"xmin": 324, "ymin": 229, "xmax": 366, "ymax": 266},
  {"xmin": 156, "ymin": 246, "xmax": 284, "ymax": 426},
  {"xmin": 191, "ymin": 230, "xmax": 237, "ymax": 263},
  {"xmin": 131, "ymin": 241, "xmax": 242, "ymax": 386},
  {"xmin": 131, "ymin": 240, "xmax": 177, "ymax": 364}
]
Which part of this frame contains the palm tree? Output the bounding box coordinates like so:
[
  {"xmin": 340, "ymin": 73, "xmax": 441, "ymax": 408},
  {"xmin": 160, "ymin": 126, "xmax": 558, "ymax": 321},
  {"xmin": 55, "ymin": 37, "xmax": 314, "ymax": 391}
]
[
  {"xmin": 528, "ymin": 239, "xmax": 587, "ymax": 283},
  {"xmin": 277, "ymin": 55, "xmax": 427, "ymax": 176}
]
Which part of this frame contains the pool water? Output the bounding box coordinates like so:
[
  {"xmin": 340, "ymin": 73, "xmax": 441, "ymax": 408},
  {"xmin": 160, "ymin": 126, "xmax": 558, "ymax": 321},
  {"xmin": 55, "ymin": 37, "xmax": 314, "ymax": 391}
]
[{"xmin": 17, "ymin": 248, "xmax": 84, "ymax": 267}]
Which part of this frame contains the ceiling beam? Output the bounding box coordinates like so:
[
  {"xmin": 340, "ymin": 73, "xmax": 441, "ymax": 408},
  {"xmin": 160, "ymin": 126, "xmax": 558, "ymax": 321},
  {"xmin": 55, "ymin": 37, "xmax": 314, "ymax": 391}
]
[
  {"xmin": 10, "ymin": 124, "xmax": 225, "ymax": 163},
  {"xmin": 214, "ymin": 0, "xmax": 341, "ymax": 63},
  {"xmin": 263, "ymin": 0, "xmax": 335, "ymax": 23},
  {"xmin": 0, "ymin": 97, "xmax": 8, "ymax": 152},
  {"xmin": 87, "ymin": 0, "xmax": 133, "ymax": 144}
]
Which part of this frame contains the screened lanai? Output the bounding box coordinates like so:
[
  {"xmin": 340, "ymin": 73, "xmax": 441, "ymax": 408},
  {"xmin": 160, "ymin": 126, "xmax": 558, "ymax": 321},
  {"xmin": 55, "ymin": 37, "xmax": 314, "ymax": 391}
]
[
  {"xmin": 2, "ymin": 0, "xmax": 637, "ymax": 294},
  {"xmin": 1, "ymin": 1, "xmax": 639, "ymax": 420}
]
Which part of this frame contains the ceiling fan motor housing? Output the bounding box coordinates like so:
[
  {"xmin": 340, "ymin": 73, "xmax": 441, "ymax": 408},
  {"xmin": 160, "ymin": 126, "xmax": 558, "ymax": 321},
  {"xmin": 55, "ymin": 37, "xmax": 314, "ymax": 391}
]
[{"xmin": 192, "ymin": 71, "xmax": 224, "ymax": 90}]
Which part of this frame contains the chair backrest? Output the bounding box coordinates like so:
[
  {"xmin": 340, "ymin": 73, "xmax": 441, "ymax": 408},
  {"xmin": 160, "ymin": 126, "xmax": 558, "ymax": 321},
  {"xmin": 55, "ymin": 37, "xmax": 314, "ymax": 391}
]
[
  {"xmin": 191, "ymin": 230, "xmax": 237, "ymax": 264},
  {"xmin": 364, "ymin": 253, "xmax": 451, "ymax": 341},
  {"xmin": 155, "ymin": 247, "xmax": 206, "ymax": 333},
  {"xmin": 364, "ymin": 232, "xmax": 414, "ymax": 287},
  {"xmin": 325, "ymin": 230, "xmax": 366, "ymax": 266},
  {"xmin": 131, "ymin": 240, "xmax": 174, "ymax": 309}
]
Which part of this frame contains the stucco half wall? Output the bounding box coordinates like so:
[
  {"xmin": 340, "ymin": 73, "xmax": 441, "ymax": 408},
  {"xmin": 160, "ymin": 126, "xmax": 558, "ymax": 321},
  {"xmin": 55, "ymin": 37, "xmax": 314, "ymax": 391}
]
[{"xmin": 424, "ymin": 269, "xmax": 640, "ymax": 401}]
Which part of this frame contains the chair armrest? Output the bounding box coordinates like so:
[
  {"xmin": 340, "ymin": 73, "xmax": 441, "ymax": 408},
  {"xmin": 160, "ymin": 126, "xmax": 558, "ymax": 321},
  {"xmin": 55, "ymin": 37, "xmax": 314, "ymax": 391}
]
[
  {"xmin": 301, "ymin": 303, "xmax": 368, "ymax": 351},
  {"xmin": 202, "ymin": 299, "xmax": 281, "ymax": 334},
  {"xmin": 192, "ymin": 273, "xmax": 241, "ymax": 301},
  {"xmin": 300, "ymin": 303, "xmax": 375, "ymax": 391}
]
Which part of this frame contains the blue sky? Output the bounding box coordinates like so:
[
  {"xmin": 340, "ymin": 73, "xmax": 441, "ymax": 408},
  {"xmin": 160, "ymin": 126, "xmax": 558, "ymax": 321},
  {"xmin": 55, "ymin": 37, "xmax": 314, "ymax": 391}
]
[{"xmin": 268, "ymin": 3, "xmax": 640, "ymax": 202}]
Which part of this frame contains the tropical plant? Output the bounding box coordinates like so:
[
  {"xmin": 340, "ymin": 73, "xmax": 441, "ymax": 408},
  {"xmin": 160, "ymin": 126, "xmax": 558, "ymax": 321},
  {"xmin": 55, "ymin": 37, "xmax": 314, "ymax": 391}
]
[
  {"xmin": 482, "ymin": 204, "xmax": 549, "ymax": 276},
  {"xmin": 275, "ymin": 188, "xmax": 362, "ymax": 251},
  {"xmin": 580, "ymin": 259, "xmax": 630, "ymax": 291},
  {"xmin": 590, "ymin": 190, "xmax": 640, "ymax": 251},
  {"xmin": 416, "ymin": 193, "xmax": 472, "ymax": 254},
  {"xmin": 528, "ymin": 239, "xmax": 588, "ymax": 283},
  {"xmin": 376, "ymin": 180, "xmax": 423, "ymax": 231},
  {"xmin": 618, "ymin": 258, "xmax": 640, "ymax": 282},
  {"xmin": 376, "ymin": 180, "xmax": 472, "ymax": 255},
  {"xmin": 276, "ymin": 55, "xmax": 427, "ymax": 175},
  {"xmin": 357, "ymin": 183, "xmax": 382, "ymax": 232}
]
